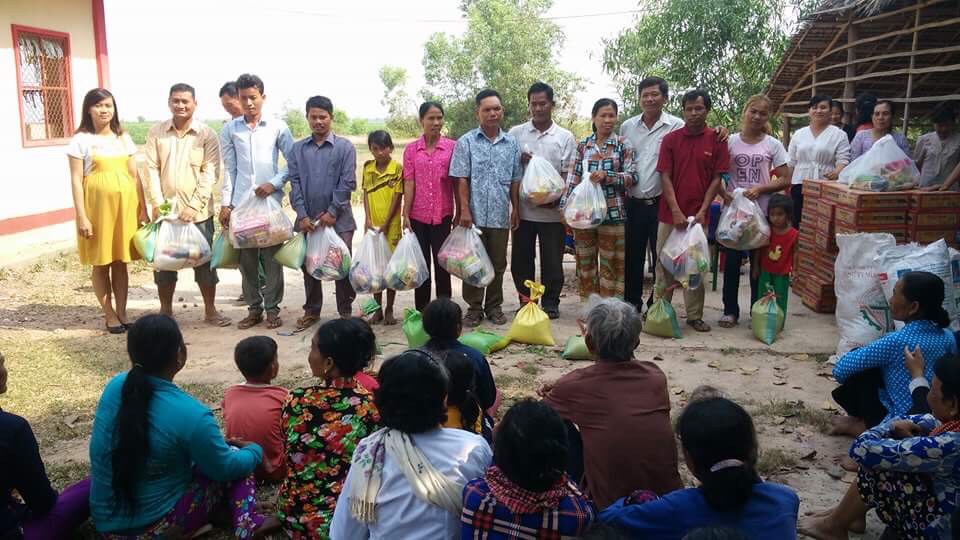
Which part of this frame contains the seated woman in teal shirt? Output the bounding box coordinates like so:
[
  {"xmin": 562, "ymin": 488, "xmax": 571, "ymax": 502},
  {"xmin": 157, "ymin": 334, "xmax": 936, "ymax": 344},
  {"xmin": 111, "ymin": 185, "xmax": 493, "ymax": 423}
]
[
  {"xmin": 88, "ymin": 314, "xmax": 279, "ymax": 537},
  {"xmin": 599, "ymin": 397, "xmax": 799, "ymax": 539}
]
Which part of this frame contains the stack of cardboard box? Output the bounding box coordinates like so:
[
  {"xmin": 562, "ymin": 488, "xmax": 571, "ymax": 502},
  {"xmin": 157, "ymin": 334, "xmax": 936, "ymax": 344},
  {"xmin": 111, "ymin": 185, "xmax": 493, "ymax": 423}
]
[
  {"xmin": 907, "ymin": 191, "xmax": 960, "ymax": 247},
  {"xmin": 794, "ymin": 179, "xmax": 836, "ymax": 313},
  {"xmin": 793, "ymin": 181, "xmax": 960, "ymax": 314}
]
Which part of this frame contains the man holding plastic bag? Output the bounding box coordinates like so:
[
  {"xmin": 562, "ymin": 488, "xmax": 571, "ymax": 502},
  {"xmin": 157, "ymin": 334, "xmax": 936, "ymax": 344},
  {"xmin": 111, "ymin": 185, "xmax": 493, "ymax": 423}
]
[
  {"xmin": 449, "ymin": 89, "xmax": 523, "ymax": 327},
  {"xmin": 655, "ymin": 90, "xmax": 728, "ymax": 333},
  {"xmin": 220, "ymin": 74, "xmax": 294, "ymax": 329},
  {"xmin": 144, "ymin": 83, "xmax": 230, "ymax": 326},
  {"xmin": 507, "ymin": 82, "xmax": 576, "ymax": 319},
  {"xmin": 288, "ymin": 96, "xmax": 358, "ymax": 330}
]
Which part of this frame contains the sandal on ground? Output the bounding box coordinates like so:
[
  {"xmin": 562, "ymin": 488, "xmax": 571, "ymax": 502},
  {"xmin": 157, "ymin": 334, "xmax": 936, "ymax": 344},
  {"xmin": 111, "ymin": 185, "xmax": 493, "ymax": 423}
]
[
  {"xmin": 463, "ymin": 311, "xmax": 484, "ymax": 328},
  {"xmin": 204, "ymin": 313, "xmax": 232, "ymax": 327},
  {"xmin": 718, "ymin": 315, "xmax": 738, "ymax": 328},
  {"xmin": 237, "ymin": 313, "xmax": 264, "ymax": 330},
  {"xmin": 367, "ymin": 310, "xmax": 384, "ymax": 325},
  {"xmin": 687, "ymin": 319, "xmax": 711, "ymax": 333},
  {"xmin": 266, "ymin": 314, "xmax": 283, "ymax": 329},
  {"xmin": 487, "ymin": 311, "xmax": 508, "ymax": 325},
  {"xmin": 296, "ymin": 314, "xmax": 320, "ymax": 331},
  {"xmin": 106, "ymin": 325, "xmax": 126, "ymax": 335}
]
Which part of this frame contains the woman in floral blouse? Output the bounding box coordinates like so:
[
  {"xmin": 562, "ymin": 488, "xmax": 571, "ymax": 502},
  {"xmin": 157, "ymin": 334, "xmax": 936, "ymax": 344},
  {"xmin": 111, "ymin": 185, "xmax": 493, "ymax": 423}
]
[
  {"xmin": 560, "ymin": 98, "xmax": 637, "ymax": 299},
  {"xmin": 801, "ymin": 350, "xmax": 960, "ymax": 539},
  {"xmin": 276, "ymin": 318, "xmax": 381, "ymax": 538}
]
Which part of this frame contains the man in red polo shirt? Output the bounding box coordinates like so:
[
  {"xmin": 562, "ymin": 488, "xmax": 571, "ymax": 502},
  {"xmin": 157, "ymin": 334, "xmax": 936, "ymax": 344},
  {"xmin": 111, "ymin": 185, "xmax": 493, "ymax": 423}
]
[{"xmin": 654, "ymin": 89, "xmax": 728, "ymax": 333}]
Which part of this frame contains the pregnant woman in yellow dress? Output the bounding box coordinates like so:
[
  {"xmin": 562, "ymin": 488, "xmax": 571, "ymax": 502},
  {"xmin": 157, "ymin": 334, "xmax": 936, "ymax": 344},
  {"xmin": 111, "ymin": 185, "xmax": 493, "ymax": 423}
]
[{"xmin": 67, "ymin": 88, "xmax": 146, "ymax": 333}]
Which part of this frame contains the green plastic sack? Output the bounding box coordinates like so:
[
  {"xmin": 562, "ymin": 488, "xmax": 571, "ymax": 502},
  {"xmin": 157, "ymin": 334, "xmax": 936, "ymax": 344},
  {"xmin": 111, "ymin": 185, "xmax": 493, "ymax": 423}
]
[
  {"xmin": 133, "ymin": 221, "xmax": 160, "ymax": 263},
  {"xmin": 274, "ymin": 233, "xmax": 307, "ymax": 270},
  {"xmin": 402, "ymin": 309, "xmax": 429, "ymax": 348},
  {"xmin": 644, "ymin": 298, "xmax": 682, "ymax": 339},
  {"xmin": 752, "ymin": 291, "xmax": 785, "ymax": 345},
  {"xmin": 210, "ymin": 231, "xmax": 239, "ymax": 270},
  {"xmin": 561, "ymin": 335, "xmax": 591, "ymax": 360},
  {"xmin": 459, "ymin": 330, "xmax": 507, "ymax": 355}
]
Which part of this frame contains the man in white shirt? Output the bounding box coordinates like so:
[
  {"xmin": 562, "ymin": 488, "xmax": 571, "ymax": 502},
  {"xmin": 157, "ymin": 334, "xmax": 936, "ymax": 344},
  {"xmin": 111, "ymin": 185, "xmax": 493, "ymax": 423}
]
[
  {"xmin": 507, "ymin": 82, "xmax": 576, "ymax": 319},
  {"xmin": 917, "ymin": 107, "xmax": 960, "ymax": 190},
  {"xmin": 618, "ymin": 78, "xmax": 684, "ymax": 312}
]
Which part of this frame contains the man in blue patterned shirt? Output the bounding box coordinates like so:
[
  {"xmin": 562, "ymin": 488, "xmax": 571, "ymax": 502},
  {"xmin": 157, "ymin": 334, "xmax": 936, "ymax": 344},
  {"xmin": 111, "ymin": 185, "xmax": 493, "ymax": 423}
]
[{"xmin": 450, "ymin": 89, "xmax": 523, "ymax": 326}]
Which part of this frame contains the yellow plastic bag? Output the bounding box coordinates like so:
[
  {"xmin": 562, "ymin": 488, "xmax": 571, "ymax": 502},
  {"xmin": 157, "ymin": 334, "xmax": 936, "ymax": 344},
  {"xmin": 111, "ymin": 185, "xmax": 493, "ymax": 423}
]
[{"xmin": 503, "ymin": 281, "xmax": 555, "ymax": 346}]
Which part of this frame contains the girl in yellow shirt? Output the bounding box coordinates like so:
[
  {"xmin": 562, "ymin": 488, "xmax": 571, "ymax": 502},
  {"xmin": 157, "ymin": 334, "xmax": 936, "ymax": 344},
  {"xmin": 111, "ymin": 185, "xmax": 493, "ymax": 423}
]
[{"xmin": 362, "ymin": 130, "xmax": 403, "ymax": 325}]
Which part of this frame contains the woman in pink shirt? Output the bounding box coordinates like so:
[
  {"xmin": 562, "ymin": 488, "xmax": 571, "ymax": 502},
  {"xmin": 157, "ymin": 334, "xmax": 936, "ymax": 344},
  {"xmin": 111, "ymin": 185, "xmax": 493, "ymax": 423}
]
[{"xmin": 402, "ymin": 101, "xmax": 458, "ymax": 311}]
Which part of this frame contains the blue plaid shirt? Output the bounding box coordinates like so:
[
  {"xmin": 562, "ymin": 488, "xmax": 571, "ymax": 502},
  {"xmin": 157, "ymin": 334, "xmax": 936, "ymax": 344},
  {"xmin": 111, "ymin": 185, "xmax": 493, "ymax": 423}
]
[
  {"xmin": 461, "ymin": 475, "xmax": 596, "ymax": 539},
  {"xmin": 449, "ymin": 127, "xmax": 522, "ymax": 229}
]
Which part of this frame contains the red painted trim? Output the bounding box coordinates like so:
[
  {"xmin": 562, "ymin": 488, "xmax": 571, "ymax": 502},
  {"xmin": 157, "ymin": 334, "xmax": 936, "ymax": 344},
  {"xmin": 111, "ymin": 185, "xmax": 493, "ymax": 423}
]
[
  {"xmin": 0, "ymin": 208, "xmax": 76, "ymax": 236},
  {"xmin": 11, "ymin": 24, "xmax": 75, "ymax": 148},
  {"xmin": 92, "ymin": 0, "xmax": 110, "ymax": 89}
]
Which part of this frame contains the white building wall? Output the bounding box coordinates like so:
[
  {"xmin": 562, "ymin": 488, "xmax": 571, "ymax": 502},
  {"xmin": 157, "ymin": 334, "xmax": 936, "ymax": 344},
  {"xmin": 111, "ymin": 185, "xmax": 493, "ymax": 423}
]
[{"xmin": 0, "ymin": 0, "xmax": 99, "ymax": 223}]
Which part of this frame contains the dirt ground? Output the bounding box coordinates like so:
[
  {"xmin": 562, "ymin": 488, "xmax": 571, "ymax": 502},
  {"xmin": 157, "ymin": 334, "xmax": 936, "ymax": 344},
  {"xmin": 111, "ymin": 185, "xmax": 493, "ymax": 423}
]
[{"xmin": 0, "ymin": 230, "xmax": 886, "ymax": 538}]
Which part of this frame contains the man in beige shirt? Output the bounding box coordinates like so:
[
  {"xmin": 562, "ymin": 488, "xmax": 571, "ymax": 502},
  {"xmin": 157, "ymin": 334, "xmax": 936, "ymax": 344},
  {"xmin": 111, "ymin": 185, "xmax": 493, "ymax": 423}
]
[{"xmin": 144, "ymin": 82, "xmax": 230, "ymax": 325}]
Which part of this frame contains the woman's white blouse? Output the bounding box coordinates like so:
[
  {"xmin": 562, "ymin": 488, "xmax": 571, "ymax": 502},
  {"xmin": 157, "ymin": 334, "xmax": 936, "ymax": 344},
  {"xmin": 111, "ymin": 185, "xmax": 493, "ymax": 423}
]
[{"xmin": 787, "ymin": 125, "xmax": 851, "ymax": 185}]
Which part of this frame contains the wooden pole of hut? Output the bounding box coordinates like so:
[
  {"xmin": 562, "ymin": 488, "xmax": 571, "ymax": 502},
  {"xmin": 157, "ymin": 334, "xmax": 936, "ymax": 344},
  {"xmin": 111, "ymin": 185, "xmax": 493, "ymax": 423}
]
[{"xmin": 902, "ymin": 5, "xmax": 921, "ymax": 132}]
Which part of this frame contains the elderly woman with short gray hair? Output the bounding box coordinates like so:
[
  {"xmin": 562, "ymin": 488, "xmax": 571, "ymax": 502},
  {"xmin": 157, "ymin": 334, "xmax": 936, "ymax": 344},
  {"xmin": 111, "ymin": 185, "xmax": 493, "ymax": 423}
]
[{"xmin": 542, "ymin": 296, "xmax": 682, "ymax": 509}]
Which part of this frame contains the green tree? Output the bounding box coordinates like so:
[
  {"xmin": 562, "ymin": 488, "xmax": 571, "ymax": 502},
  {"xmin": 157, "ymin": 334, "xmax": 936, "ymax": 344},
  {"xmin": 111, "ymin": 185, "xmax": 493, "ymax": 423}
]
[
  {"xmin": 379, "ymin": 65, "xmax": 420, "ymax": 137},
  {"xmin": 422, "ymin": 0, "xmax": 584, "ymax": 137},
  {"xmin": 282, "ymin": 102, "xmax": 309, "ymax": 138},
  {"xmin": 602, "ymin": 0, "xmax": 791, "ymax": 127}
]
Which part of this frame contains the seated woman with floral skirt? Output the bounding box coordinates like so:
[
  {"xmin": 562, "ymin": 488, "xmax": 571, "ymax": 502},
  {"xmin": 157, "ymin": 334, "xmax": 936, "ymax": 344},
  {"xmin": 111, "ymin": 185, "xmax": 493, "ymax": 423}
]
[{"xmin": 801, "ymin": 349, "xmax": 960, "ymax": 539}]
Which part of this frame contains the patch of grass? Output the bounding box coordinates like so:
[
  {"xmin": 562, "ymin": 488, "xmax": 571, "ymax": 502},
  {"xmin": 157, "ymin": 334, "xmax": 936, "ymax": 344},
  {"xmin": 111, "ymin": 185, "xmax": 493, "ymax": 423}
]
[
  {"xmin": 0, "ymin": 331, "xmax": 128, "ymax": 452},
  {"xmin": 720, "ymin": 347, "xmax": 742, "ymax": 356},
  {"xmin": 748, "ymin": 399, "xmax": 835, "ymax": 433},
  {"xmin": 46, "ymin": 461, "xmax": 91, "ymax": 491},
  {"xmin": 812, "ymin": 353, "xmax": 831, "ymax": 364},
  {"xmin": 757, "ymin": 448, "xmax": 799, "ymax": 476},
  {"xmin": 519, "ymin": 363, "xmax": 542, "ymax": 376},
  {"xmin": 495, "ymin": 373, "xmax": 518, "ymax": 388},
  {"xmin": 523, "ymin": 345, "xmax": 549, "ymax": 356},
  {"xmin": 684, "ymin": 356, "xmax": 699, "ymax": 363}
]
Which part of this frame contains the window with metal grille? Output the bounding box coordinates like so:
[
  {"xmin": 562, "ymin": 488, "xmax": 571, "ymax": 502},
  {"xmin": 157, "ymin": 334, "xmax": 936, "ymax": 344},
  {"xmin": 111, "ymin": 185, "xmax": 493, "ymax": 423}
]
[{"xmin": 12, "ymin": 25, "xmax": 74, "ymax": 147}]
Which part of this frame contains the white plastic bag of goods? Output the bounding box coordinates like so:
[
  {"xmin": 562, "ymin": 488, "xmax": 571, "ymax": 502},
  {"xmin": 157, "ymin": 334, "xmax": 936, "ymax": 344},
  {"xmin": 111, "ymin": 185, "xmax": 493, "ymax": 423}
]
[
  {"xmin": 877, "ymin": 239, "xmax": 957, "ymax": 331},
  {"xmin": 834, "ymin": 233, "xmax": 897, "ymax": 356}
]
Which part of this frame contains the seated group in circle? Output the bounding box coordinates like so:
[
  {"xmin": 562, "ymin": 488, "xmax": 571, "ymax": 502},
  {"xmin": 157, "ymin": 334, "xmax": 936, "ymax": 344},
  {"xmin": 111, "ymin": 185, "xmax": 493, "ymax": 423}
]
[{"xmin": 4, "ymin": 272, "xmax": 960, "ymax": 539}]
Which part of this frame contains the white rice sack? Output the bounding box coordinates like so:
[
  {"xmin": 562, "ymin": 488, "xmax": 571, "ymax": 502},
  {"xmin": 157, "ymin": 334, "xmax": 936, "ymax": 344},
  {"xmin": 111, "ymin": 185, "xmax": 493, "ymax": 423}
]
[{"xmin": 835, "ymin": 233, "xmax": 897, "ymax": 356}]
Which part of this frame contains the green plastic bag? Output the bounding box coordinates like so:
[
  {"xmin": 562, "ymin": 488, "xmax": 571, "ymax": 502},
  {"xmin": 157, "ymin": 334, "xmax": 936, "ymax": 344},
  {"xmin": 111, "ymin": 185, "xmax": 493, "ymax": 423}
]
[
  {"xmin": 402, "ymin": 309, "xmax": 429, "ymax": 348},
  {"xmin": 644, "ymin": 298, "xmax": 682, "ymax": 339},
  {"xmin": 210, "ymin": 232, "xmax": 239, "ymax": 269},
  {"xmin": 752, "ymin": 291, "xmax": 785, "ymax": 345},
  {"xmin": 274, "ymin": 233, "xmax": 307, "ymax": 270},
  {"xmin": 561, "ymin": 335, "xmax": 591, "ymax": 360},
  {"xmin": 133, "ymin": 221, "xmax": 160, "ymax": 263},
  {"xmin": 459, "ymin": 330, "xmax": 507, "ymax": 355}
]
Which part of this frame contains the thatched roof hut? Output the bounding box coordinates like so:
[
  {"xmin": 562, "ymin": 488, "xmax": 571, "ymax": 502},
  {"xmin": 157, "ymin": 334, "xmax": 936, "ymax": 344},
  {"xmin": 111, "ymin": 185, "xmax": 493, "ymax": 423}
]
[{"xmin": 766, "ymin": 0, "xmax": 960, "ymax": 139}]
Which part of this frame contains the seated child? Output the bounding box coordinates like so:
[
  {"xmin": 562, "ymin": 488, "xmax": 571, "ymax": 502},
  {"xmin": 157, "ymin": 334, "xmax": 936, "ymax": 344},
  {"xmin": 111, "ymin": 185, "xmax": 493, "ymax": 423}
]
[
  {"xmin": 440, "ymin": 351, "xmax": 485, "ymax": 440},
  {"xmin": 422, "ymin": 297, "xmax": 498, "ymax": 421},
  {"xmin": 222, "ymin": 336, "xmax": 288, "ymax": 483},
  {"xmin": 461, "ymin": 399, "xmax": 596, "ymax": 538}
]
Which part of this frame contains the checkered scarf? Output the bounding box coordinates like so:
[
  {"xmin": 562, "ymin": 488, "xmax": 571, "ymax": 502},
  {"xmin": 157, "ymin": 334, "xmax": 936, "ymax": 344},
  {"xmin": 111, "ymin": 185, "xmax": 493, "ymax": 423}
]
[
  {"xmin": 930, "ymin": 419, "xmax": 960, "ymax": 436},
  {"xmin": 485, "ymin": 465, "xmax": 576, "ymax": 514}
]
